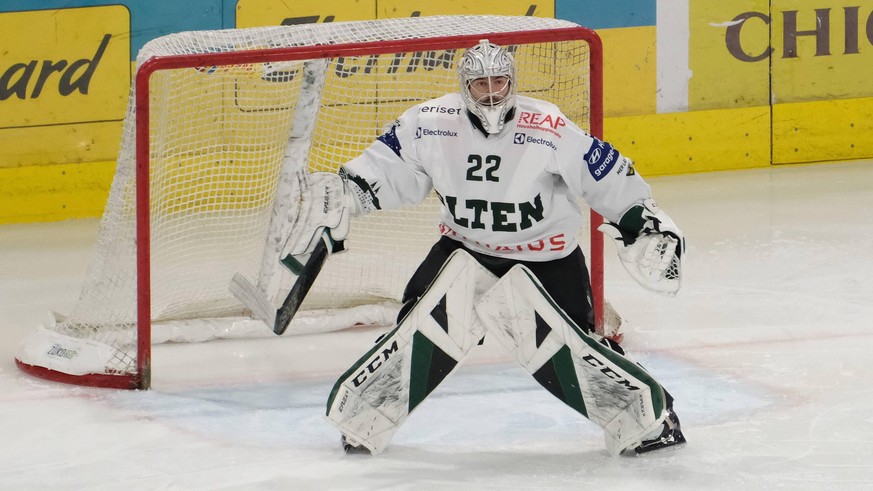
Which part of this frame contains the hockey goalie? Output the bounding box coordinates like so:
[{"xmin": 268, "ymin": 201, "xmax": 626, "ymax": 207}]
[{"xmin": 280, "ymin": 40, "xmax": 687, "ymax": 456}]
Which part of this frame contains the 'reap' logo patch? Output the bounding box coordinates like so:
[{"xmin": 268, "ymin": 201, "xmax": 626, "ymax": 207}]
[{"xmin": 516, "ymin": 111, "xmax": 566, "ymax": 138}]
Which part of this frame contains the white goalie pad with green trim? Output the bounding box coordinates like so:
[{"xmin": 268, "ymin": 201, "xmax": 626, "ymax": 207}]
[
  {"xmin": 325, "ymin": 250, "xmax": 497, "ymax": 454},
  {"xmin": 474, "ymin": 264, "xmax": 667, "ymax": 456}
]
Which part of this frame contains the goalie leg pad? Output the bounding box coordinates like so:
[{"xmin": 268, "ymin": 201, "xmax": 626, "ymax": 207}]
[
  {"xmin": 325, "ymin": 249, "xmax": 497, "ymax": 454},
  {"xmin": 474, "ymin": 264, "xmax": 667, "ymax": 456}
]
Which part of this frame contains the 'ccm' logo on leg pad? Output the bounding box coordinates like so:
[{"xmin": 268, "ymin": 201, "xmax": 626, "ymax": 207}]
[{"xmin": 352, "ymin": 341, "xmax": 399, "ymax": 387}]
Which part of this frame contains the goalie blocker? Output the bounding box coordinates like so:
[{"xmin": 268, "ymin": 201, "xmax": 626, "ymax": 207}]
[
  {"xmin": 230, "ymin": 172, "xmax": 354, "ymax": 335},
  {"xmin": 325, "ymin": 249, "xmax": 684, "ymax": 456}
]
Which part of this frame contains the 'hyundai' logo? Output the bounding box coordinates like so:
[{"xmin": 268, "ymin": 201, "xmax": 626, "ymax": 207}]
[{"xmin": 589, "ymin": 148, "xmax": 601, "ymax": 163}]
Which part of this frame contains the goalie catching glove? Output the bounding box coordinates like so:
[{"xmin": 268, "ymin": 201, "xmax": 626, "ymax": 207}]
[{"xmin": 599, "ymin": 198, "xmax": 685, "ymax": 295}]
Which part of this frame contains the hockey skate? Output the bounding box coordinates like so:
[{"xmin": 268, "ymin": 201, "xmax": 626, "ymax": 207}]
[
  {"xmin": 341, "ymin": 435, "xmax": 371, "ymax": 455},
  {"xmin": 628, "ymin": 408, "xmax": 686, "ymax": 455}
]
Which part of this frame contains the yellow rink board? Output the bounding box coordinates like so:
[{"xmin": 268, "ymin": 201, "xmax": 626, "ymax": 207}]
[
  {"xmin": 604, "ymin": 105, "xmax": 771, "ymax": 175},
  {"xmin": 773, "ymin": 97, "xmax": 873, "ymax": 164},
  {"xmin": 8, "ymin": 97, "xmax": 873, "ymax": 223},
  {"xmin": 0, "ymin": 7, "xmax": 130, "ymax": 170},
  {"xmin": 0, "ymin": 161, "xmax": 114, "ymax": 224}
]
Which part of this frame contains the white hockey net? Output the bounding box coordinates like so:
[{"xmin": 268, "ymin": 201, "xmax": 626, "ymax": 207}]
[{"xmin": 16, "ymin": 15, "xmax": 602, "ymax": 389}]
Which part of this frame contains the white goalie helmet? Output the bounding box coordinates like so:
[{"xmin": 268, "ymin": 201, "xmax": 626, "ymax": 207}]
[{"xmin": 457, "ymin": 39, "xmax": 517, "ymax": 134}]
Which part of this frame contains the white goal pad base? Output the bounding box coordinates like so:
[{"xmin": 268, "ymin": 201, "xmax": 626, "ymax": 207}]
[
  {"xmin": 16, "ymin": 322, "xmax": 121, "ymax": 377},
  {"xmin": 151, "ymin": 303, "xmax": 399, "ymax": 343}
]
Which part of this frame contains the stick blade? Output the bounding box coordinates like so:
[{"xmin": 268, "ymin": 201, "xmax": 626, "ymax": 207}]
[
  {"xmin": 229, "ymin": 273, "xmax": 277, "ymax": 332},
  {"xmin": 229, "ymin": 231, "xmax": 337, "ymax": 336}
]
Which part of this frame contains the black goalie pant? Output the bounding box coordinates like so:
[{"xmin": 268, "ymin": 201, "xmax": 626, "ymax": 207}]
[{"xmin": 401, "ymin": 236, "xmax": 595, "ymax": 333}]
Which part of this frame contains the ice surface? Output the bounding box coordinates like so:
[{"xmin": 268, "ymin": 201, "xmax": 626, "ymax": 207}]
[{"xmin": 2, "ymin": 160, "xmax": 872, "ymax": 490}]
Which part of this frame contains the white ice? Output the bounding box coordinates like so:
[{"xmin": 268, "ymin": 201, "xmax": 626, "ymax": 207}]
[{"xmin": 2, "ymin": 160, "xmax": 872, "ymax": 490}]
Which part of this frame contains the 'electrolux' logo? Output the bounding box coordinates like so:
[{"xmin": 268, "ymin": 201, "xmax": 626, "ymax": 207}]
[
  {"xmin": 416, "ymin": 127, "xmax": 458, "ymax": 138},
  {"xmin": 526, "ymin": 136, "xmax": 557, "ymax": 150}
]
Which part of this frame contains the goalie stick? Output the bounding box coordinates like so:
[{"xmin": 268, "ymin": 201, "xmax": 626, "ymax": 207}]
[{"xmin": 230, "ymin": 228, "xmax": 343, "ymax": 335}]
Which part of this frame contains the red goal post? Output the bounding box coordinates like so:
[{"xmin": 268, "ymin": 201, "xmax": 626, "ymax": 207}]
[{"xmin": 16, "ymin": 16, "xmax": 605, "ymax": 390}]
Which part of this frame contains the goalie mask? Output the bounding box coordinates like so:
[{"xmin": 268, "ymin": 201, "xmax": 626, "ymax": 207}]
[{"xmin": 457, "ymin": 39, "xmax": 517, "ymax": 135}]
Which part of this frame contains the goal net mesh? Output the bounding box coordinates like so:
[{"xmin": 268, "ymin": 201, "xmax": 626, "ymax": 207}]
[{"xmin": 17, "ymin": 15, "xmax": 597, "ymax": 384}]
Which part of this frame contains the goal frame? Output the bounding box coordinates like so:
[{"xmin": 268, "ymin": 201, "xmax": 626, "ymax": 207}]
[{"xmin": 19, "ymin": 25, "xmax": 604, "ymax": 390}]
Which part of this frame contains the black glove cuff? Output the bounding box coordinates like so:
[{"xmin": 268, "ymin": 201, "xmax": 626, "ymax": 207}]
[{"xmin": 617, "ymin": 204, "xmax": 647, "ymax": 236}]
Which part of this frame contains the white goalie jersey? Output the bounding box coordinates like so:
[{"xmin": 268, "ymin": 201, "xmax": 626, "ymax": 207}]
[{"xmin": 342, "ymin": 93, "xmax": 652, "ymax": 261}]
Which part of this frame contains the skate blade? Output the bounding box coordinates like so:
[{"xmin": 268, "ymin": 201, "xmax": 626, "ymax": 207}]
[{"xmin": 632, "ymin": 439, "xmax": 687, "ymax": 456}]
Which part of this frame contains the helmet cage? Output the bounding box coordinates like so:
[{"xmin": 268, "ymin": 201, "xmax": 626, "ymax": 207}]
[{"xmin": 457, "ymin": 39, "xmax": 517, "ymax": 134}]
